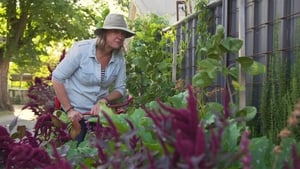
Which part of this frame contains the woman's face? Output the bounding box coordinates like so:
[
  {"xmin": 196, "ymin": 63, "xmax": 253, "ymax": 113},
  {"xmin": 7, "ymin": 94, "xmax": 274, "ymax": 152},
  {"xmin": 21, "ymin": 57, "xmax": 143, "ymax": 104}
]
[{"xmin": 105, "ymin": 29, "xmax": 126, "ymax": 50}]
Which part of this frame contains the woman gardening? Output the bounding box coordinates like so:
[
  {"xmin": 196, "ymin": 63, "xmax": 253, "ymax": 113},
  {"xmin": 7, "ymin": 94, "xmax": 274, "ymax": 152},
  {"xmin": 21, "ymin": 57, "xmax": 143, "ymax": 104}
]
[{"xmin": 52, "ymin": 13, "xmax": 135, "ymax": 144}]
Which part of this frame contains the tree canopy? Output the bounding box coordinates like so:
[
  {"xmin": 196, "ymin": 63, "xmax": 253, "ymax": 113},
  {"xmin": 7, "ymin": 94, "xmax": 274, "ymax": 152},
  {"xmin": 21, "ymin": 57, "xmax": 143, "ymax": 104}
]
[{"xmin": 0, "ymin": 0, "xmax": 109, "ymax": 111}]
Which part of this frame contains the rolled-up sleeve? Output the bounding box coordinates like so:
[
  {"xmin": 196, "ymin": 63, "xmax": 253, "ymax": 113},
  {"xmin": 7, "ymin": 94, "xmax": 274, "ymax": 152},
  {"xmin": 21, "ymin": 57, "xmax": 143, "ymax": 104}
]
[{"xmin": 52, "ymin": 43, "xmax": 81, "ymax": 83}]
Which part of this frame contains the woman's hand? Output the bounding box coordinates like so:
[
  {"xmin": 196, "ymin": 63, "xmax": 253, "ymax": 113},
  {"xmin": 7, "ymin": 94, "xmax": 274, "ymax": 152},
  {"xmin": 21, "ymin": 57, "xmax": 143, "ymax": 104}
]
[
  {"xmin": 67, "ymin": 109, "xmax": 83, "ymax": 121},
  {"xmin": 90, "ymin": 98, "xmax": 108, "ymax": 115},
  {"xmin": 90, "ymin": 103, "xmax": 101, "ymax": 115}
]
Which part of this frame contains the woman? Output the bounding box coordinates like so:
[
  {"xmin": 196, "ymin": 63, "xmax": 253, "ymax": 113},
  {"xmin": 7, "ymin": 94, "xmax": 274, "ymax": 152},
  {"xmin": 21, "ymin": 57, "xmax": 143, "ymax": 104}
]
[{"xmin": 52, "ymin": 13, "xmax": 135, "ymax": 143}]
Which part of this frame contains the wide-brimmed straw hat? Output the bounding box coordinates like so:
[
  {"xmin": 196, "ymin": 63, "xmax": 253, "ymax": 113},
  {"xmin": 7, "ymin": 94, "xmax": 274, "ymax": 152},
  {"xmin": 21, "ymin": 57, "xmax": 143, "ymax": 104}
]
[{"xmin": 94, "ymin": 13, "xmax": 135, "ymax": 38}]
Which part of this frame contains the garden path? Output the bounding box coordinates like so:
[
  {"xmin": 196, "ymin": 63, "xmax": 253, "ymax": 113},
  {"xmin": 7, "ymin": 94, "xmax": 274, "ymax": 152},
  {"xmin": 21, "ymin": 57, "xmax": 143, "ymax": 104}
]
[{"xmin": 0, "ymin": 105, "xmax": 36, "ymax": 132}]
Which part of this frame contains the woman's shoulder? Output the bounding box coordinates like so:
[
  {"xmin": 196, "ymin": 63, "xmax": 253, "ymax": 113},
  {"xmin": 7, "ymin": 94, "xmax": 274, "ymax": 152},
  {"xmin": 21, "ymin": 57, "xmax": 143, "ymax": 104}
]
[{"xmin": 73, "ymin": 38, "xmax": 96, "ymax": 48}]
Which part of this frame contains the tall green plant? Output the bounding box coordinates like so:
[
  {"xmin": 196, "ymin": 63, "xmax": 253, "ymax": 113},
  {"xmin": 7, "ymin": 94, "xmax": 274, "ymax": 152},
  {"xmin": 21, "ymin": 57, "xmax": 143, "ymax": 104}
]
[
  {"xmin": 126, "ymin": 14, "xmax": 176, "ymax": 105},
  {"xmin": 192, "ymin": 25, "xmax": 265, "ymax": 119},
  {"xmin": 259, "ymin": 19, "xmax": 300, "ymax": 144}
]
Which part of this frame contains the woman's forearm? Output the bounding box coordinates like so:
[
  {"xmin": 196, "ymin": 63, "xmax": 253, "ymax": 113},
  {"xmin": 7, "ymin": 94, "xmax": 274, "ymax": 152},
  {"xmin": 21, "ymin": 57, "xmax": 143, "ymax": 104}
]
[
  {"xmin": 103, "ymin": 90, "xmax": 123, "ymax": 103},
  {"xmin": 52, "ymin": 79, "xmax": 72, "ymax": 111}
]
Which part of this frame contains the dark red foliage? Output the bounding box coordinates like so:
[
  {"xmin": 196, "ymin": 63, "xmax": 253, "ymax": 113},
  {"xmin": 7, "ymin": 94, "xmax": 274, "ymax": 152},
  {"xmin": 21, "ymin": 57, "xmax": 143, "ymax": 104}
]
[
  {"xmin": 0, "ymin": 117, "xmax": 72, "ymax": 169},
  {"xmin": 23, "ymin": 77, "xmax": 56, "ymax": 117},
  {"xmin": 156, "ymin": 85, "xmax": 199, "ymax": 140},
  {"xmin": 0, "ymin": 126, "xmax": 14, "ymax": 165},
  {"xmin": 102, "ymin": 111, "xmax": 120, "ymax": 140},
  {"xmin": 0, "ymin": 126, "xmax": 43, "ymax": 167},
  {"xmin": 5, "ymin": 144, "xmax": 51, "ymax": 169},
  {"xmin": 144, "ymin": 85, "xmax": 233, "ymax": 168},
  {"xmin": 34, "ymin": 113, "xmax": 71, "ymax": 145},
  {"xmin": 18, "ymin": 130, "xmax": 40, "ymax": 148}
]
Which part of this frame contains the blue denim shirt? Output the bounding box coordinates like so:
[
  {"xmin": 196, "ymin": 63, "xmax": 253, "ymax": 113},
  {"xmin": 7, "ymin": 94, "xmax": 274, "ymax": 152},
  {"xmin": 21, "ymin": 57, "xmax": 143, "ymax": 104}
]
[{"xmin": 52, "ymin": 38, "xmax": 126, "ymax": 113}]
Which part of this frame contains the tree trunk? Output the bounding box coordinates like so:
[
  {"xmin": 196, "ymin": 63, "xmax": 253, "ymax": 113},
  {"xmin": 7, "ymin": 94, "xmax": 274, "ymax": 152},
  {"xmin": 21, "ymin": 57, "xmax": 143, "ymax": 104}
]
[{"xmin": 0, "ymin": 56, "xmax": 13, "ymax": 111}]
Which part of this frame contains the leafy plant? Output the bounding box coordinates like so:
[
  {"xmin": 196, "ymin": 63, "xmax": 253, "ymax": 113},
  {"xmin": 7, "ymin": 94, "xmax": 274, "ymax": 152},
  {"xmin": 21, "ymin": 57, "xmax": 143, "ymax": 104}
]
[
  {"xmin": 259, "ymin": 20, "xmax": 300, "ymax": 144},
  {"xmin": 126, "ymin": 14, "xmax": 176, "ymax": 106}
]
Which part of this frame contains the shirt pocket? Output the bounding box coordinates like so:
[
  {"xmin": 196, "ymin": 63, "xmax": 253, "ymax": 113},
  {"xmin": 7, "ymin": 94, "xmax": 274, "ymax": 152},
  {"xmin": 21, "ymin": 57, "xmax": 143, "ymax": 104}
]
[
  {"xmin": 77, "ymin": 69, "xmax": 98, "ymax": 86},
  {"xmin": 100, "ymin": 75, "xmax": 117, "ymax": 88}
]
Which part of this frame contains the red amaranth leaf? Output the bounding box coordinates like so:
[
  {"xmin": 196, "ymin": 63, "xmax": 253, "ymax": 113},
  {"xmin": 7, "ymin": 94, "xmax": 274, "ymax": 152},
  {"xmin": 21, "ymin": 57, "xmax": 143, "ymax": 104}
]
[
  {"xmin": 102, "ymin": 111, "xmax": 120, "ymax": 139},
  {"xmin": 6, "ymin": 144, "xmax": 51, "ymax": 168},
  {"xmin": 175, "ymin": 130, "xmax": 194, "ymax": 166},
  {"xmin": 0, "ymin": 126, "xmax": 14, "ymax": 165},
  {"xmin": 156, "ymin": 85, "xmax": 200, "ymax": 138},
  {"xmin": 96, "ymin": 144, "xmax": 108, "ymax": 163},
  {"xmin": 194, "ymin": 123, "xmax": 206, "ymax": 156},
  {"xmin": 186, "ymin": 85, "xmax": 199, "ymax": 129}
]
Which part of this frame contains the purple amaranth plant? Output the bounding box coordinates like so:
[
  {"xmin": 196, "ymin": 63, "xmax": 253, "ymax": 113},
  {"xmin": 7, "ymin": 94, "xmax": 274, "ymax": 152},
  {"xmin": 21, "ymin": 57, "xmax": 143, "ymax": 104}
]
[
  {"xmin": 88, "ymin": 111, "xmax": 148, "ymax": 169},
  {"xmin": 34, "ymin": 113, "xmax": 71, "ymax": 146},
  {"xmin": 0, "ymin": 126, "xmax": 14, "ymax": 166},
  {"xmin": 144, "ymin": 85, "xmax": 249, "ymax": 169},
  {"xmin": 23, "ymin": 77, "xmax": 56, "ymax": 117},
  {"xmin": 1, "ymin": 121, "xmax": 73, "ymax": 169},
  {"xmin": 125, "ymin": 119, "xmax": 141, "ymax": 151},
  {"xmin": 0, "ymin": 125, "xmax": 41, "ymax": 166},
  {"xmin": 145, "ymin": 85, "xmax": 211, "ymax": 168},
  {"xmin": 0, "ymin": 126, "xmax": 53, "ymax": 169},
  {"xmin": 5, "ymin": 144, "xmax": 51, "ymax": 169}
]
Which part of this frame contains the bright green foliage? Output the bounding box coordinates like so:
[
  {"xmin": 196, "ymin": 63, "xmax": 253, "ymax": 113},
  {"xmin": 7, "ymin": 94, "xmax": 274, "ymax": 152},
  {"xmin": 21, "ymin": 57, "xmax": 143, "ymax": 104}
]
[
  {"xmin": 126, "ymin": 14, "xmax": 176, "ymax": 105},
  {"xmin": 2, "ymin": 0, "xmax": 108, "ymax": 61},
  {"xmin": 249, "ymin": 136, "xmax": 275, "ymax": 169},
  {"xmin": 116, "ymin": 0, "xmax": 130, "ymax": 12}
]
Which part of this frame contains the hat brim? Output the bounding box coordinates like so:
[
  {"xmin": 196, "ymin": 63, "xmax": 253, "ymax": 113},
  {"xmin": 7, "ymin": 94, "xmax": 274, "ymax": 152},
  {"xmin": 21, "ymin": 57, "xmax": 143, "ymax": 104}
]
[{"xmin": 94, "ymin": 27, "xmax": 135, "ymax": 38}]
